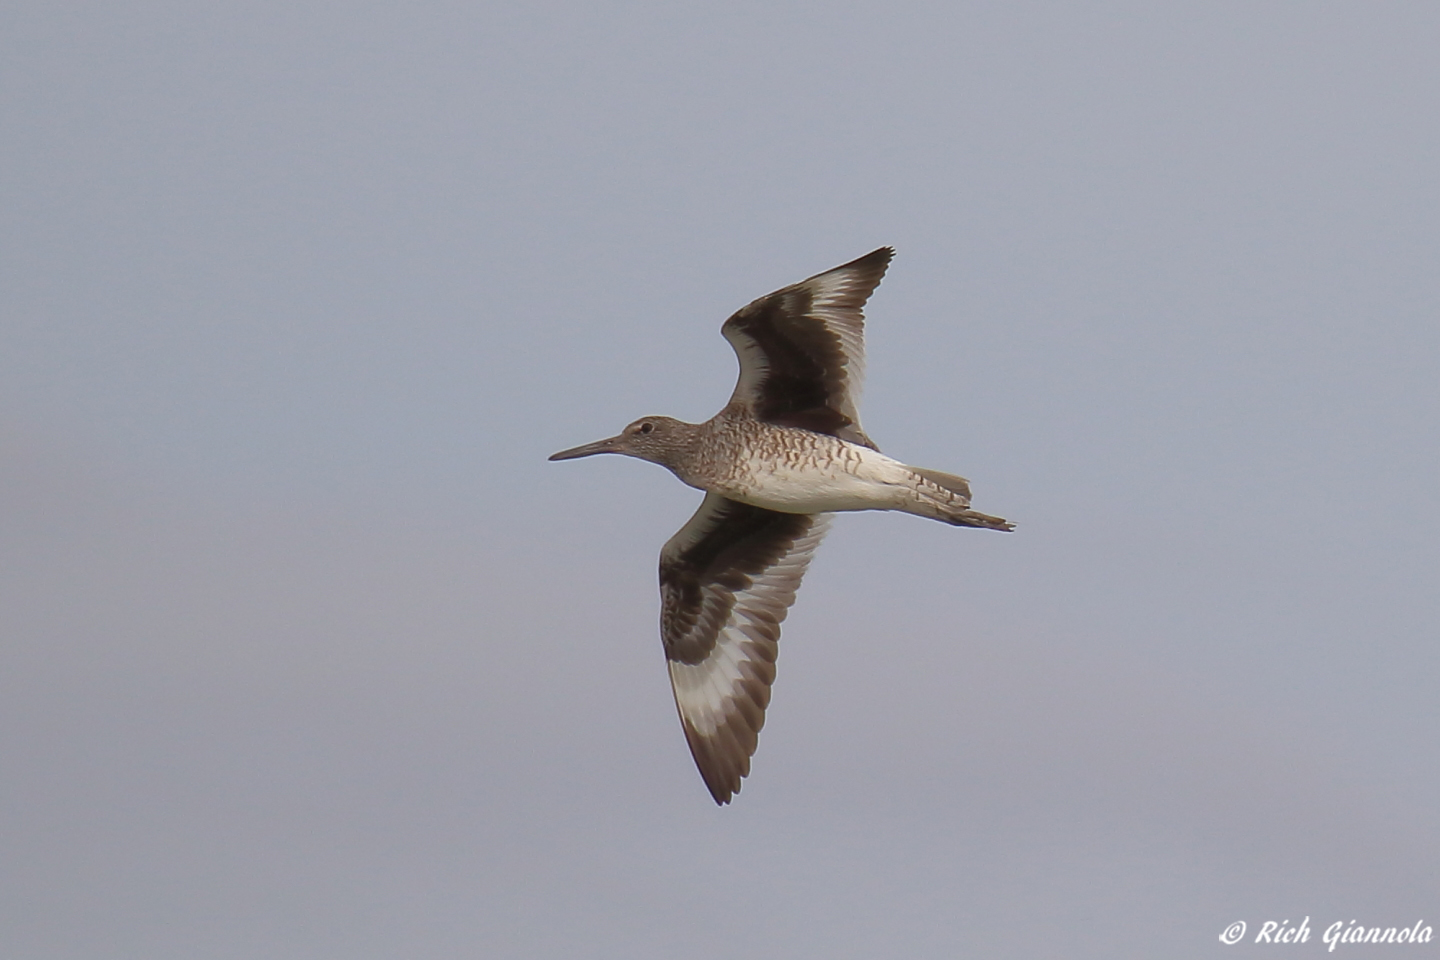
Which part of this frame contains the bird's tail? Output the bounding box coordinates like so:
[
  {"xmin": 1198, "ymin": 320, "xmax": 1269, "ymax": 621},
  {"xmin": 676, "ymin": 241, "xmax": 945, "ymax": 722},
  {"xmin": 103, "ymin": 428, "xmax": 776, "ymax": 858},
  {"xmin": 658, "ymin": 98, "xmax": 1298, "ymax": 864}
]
[
  {"xmin": 911, "ymin": 467, "xmax": 973, "ymax": 504},
  {"xmin": 905, "ymin": 466, "xmax": 1015, "ymax": 532},
  {"xmin": 939, "ymin": 507, "xmax": 1015, "ymax": 531}
]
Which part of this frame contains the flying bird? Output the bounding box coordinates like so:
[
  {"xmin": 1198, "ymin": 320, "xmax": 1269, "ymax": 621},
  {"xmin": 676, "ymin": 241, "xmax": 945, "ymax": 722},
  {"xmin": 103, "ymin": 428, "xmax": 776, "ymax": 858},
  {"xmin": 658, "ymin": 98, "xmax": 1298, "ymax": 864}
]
[{"xmin": 549, "ymin": 248, "xmax": 1013, "ymax": 803}]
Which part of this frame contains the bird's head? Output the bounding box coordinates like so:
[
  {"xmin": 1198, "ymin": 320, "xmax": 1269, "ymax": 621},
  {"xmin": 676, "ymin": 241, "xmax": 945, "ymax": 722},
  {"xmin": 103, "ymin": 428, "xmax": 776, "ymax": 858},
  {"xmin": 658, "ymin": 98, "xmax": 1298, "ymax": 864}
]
[{"xmin": 548, "ymin": 416, "xmax": 698, "ymax": 470}]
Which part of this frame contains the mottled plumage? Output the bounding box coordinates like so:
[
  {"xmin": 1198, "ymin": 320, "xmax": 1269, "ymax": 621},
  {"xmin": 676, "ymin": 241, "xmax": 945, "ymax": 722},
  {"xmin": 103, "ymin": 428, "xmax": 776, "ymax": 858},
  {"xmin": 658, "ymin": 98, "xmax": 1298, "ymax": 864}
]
[{"xmin": 550, "ymin": 248, "xmax": 1013, "ymax": 803}]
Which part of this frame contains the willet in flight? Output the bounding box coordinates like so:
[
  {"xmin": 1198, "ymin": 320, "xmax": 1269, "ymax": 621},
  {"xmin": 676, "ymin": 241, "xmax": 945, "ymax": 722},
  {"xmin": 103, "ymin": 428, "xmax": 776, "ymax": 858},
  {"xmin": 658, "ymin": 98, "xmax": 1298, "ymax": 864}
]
[{"xmin": 549, "ymin": 247, "xmax": 1013, "ymax": 803}]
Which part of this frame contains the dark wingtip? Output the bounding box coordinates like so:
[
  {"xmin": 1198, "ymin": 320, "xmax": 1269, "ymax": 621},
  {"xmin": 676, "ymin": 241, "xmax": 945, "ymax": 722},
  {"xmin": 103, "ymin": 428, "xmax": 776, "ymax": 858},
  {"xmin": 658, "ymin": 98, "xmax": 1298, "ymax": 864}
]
[
  {"xmin": 851, "ymin": 246, "xmax": 895, "ymax": 270},
  {"xmin": 797, "ymin": 246, "xmax": 893, "ymax": 298},
  {"xmin": 707, "ymin": 774, "xmax": 738, "ymax": 805}
]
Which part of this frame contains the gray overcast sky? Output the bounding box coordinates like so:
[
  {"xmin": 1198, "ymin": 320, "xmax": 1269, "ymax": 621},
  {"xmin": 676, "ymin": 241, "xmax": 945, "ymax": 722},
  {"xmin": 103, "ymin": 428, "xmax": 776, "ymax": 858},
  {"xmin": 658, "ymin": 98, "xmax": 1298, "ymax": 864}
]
[{"xmin": 2, "ymin": 2, "xmax": 1437, "ymax": 958}]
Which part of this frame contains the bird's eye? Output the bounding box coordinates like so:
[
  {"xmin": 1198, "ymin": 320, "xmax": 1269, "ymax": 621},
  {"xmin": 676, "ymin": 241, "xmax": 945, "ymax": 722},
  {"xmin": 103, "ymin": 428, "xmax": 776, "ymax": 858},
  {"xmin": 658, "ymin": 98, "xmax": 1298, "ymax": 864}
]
[{"xmin": 639, "ymin": 422, "xmax": 654, "ymax": 434}]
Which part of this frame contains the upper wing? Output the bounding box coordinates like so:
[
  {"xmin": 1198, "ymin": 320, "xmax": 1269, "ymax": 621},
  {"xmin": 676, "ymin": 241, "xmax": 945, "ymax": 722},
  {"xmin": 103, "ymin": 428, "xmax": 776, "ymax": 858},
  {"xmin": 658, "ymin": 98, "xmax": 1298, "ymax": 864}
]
[
  {"xmin": 659, "ymin": 493, "xmax": 832, "ymax": 804},
  {"xmin": 721, "ymin": 247, "xmax": 893, "ymax": 450}
]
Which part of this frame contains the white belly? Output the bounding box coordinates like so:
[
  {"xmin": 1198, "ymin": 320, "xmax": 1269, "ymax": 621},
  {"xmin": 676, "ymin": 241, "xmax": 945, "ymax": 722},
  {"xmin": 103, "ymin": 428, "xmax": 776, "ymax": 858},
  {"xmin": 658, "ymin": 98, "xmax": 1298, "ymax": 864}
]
[{"xmin": 719, "ymin": 444, "xmax": 915, "ymax": 514}]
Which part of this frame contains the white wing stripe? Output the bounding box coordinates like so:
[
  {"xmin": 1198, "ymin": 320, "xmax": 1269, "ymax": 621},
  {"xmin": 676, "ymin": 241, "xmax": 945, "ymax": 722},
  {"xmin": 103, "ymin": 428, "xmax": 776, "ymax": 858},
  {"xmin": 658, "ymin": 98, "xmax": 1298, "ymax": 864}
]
[{"xmin": 666, "ymin": 514, "xmax": 831, "ymax": 782}]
